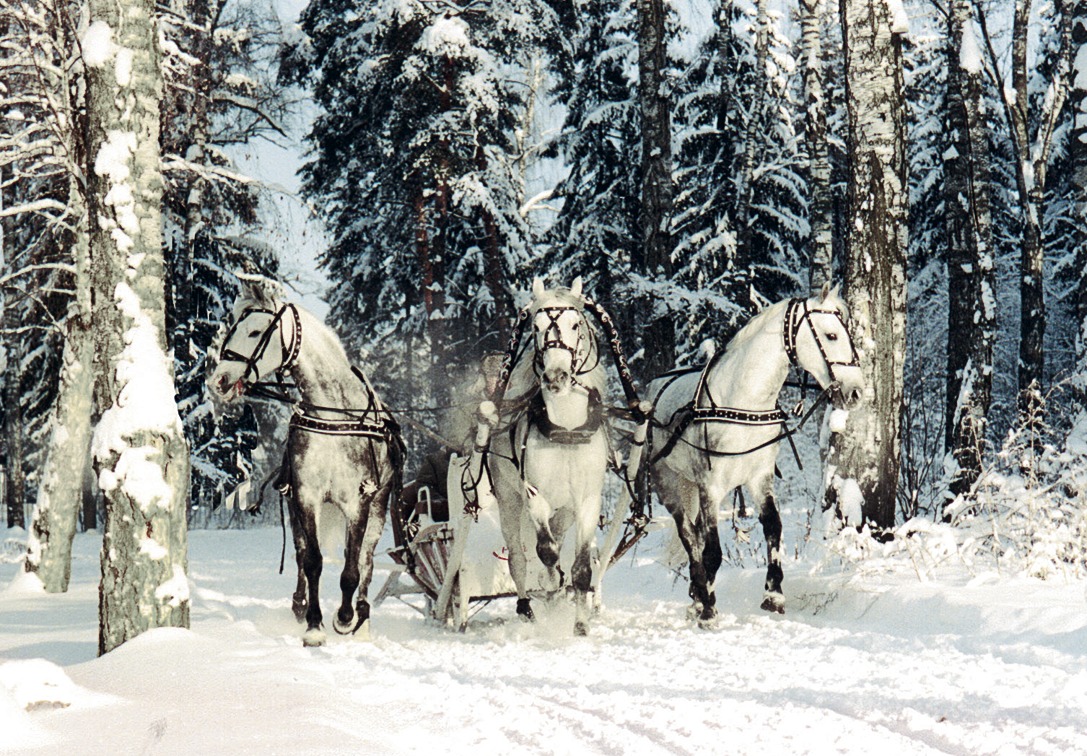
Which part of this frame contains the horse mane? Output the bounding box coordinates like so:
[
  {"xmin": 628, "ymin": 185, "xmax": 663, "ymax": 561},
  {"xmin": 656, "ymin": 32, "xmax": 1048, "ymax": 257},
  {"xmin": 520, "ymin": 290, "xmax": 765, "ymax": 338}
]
[
  {"xmin": 503, "ymin": 286, "xmax": 606, "ymax": 405},
  {"xmin": 722, "ymin": 298, "xmax": 791, "ymax": 356}
]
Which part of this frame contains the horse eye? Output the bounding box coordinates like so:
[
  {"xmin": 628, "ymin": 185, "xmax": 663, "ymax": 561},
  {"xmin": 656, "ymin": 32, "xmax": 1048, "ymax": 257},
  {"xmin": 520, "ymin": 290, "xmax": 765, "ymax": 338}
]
[
  {"xmin": 826, "ymin": 332, "xmax": 839, "ymax": 341},
  {"xmin": 249, "ymin": 330, "xmax": 262, "ymax": 338}
]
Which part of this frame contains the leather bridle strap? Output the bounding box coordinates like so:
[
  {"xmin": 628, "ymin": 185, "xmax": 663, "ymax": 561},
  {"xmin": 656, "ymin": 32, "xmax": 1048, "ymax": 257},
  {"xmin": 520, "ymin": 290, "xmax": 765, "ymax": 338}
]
[
  {"xmin": 782, "ymin": 298, "xmax": 859, "ymax": 386},
  {"xmin": 219, "ymin": 303, "xmax": 301, "ymax": 384}
]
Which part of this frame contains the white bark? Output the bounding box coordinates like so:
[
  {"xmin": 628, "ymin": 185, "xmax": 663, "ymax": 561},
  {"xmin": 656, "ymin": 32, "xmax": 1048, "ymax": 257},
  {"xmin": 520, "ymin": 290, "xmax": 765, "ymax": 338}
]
[
  {"xmin": 86, "ymin": 0, "xmax": 190, "ymax": 655},
  {"xmin": 829, "ymin": 0, "xmax": 908, "ymax": 530}
]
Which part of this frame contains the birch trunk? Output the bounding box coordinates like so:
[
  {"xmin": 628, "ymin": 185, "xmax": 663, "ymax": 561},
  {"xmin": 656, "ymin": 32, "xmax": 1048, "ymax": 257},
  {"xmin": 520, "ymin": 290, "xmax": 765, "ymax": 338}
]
[
  {"xmin": 944, "ymin": 0, "xmax": 995, "ymax": 504},
  {"xmin": 25, "ymin": 189, "xmax": 94, "ymax": 592},
  {"xmin": 86, "ymin": 0, "xmax": 190, "ymax": 655},
  {"xmin": 637, "ymin": 0, "xmax": 675, "ymax": 377},
  {"xmin": 24, "ymin": 10, "xmax": 95, "ymax": 590},
  {"xmin": 830, "ymin": 0, "xmax": 908, "ymax": 531},
  {"xmin": 801, "ymin": 0, "xmax": 833, "ymax": 291}
]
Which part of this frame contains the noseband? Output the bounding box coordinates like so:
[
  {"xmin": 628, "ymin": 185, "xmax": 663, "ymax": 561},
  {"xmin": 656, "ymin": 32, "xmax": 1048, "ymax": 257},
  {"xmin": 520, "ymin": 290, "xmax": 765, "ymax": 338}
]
[
  {"xmin": 532, "ymin": 305, "xmax": 599, "ymax": 378},
  {"xmin": 782, "ymin": 298, "xmax": 859, "ymax": 387},
  {"xmin": 219, "ymin": 303, "xmax": 301, "ymax": 385}
]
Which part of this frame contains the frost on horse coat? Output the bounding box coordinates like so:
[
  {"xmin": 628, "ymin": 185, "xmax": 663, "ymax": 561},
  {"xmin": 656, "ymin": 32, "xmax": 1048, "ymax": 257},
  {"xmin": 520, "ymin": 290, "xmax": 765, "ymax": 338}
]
[
  {"xmin": 632, "ymin": 286, "xmax": 864, "ymax": 625},
  {"xmin": 484, "ymin": 277, "xmax": 609, "ymax": 635},
  {"xmin": 209, "ymin": 278, "xmax": 401, "ymax": 647}
]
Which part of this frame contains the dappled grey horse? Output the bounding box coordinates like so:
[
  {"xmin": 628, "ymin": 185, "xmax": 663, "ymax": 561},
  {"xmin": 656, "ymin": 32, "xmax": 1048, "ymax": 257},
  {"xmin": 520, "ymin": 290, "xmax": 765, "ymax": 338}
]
[
  {"xmin": 629, "ymin": 285, "xmax": 864, "ymax": 625},
  {"xmin": 210, "ymin": 277, "xmax": 402, "ymax": 646}
]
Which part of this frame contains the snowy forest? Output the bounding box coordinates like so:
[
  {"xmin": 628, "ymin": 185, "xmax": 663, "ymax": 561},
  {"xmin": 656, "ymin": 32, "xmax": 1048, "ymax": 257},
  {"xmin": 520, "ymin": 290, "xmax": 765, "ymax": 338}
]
[{"xmin": 2, "ymin": 0, "xmax": 1087, "ymax": 654}]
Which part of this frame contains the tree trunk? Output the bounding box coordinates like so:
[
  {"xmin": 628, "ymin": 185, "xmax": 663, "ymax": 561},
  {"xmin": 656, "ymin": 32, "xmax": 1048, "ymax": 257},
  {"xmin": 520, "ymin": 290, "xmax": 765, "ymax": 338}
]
[
  {"xmin": 944, "ymin": 0, "xmax": 995, "ymax": 505},
  {"xmin": 2, "ymin": 379, "xmax": 25, "ymax": 530},
  {"xmin": 1071, "ymin": 1, "xmax": 1087, "ymax": 372},
  {"xmin": 25, "ymin": 187, "xmax": 94, "ymax": 592},
  {"xmin": 86, "ymin": 0, "xmax": 190, "ymax": 655},
  {"xmin": 801, "ymin": 0, "xmax": 833, "ymax": 291},
  {"xmin": 636, "ymin": 0, "xmax": 675, "ymax": 377},
  {"xmin": 830, "ymin": 0, "xmax": 908, "ymax": 531},
  {"xmin": 735, "ymin": 0, "xmax": 770, "ymax": 289}
]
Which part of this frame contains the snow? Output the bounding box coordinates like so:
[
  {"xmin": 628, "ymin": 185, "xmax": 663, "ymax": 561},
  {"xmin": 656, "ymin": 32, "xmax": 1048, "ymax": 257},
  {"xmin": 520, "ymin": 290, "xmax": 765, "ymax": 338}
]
[
  {"xmin": 2, "ymin": 524, "xmax": 1085, "ymax": 754},
  {"xmin": 959, "ymin": 18, "xmax": 982, "ymax": 75},
  {"xmin": 81, "ymin": 22, "xmax": 115, "ymax": 69}
]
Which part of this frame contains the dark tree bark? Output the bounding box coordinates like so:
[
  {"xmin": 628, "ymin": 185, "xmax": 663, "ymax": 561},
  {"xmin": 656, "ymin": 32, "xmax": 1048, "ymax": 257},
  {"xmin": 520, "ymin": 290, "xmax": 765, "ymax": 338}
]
[
  {"xmin": 944, "ymin": 0, "xmax": 995, "ymax": 505},
  {"xmin": 801, "ymin": 0, "xmax": 833, "ymax": 291},
  {"xmin": 636, "ymin": 0, "xmax": 676, "ymax": 378}
]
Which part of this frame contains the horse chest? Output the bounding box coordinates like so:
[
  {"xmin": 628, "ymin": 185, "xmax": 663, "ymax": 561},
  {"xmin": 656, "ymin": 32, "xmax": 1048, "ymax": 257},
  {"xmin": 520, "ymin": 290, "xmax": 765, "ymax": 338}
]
[{"xmin": 522, "ymin": 431, "xmax": 607, "ymax": 504}]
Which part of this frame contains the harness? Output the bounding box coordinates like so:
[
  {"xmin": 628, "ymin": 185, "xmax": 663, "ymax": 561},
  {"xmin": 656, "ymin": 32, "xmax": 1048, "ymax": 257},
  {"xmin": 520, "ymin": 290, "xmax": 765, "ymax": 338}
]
[{"xmin": 647, "ymin": 297, "xmax": 858, "ymax": 468}]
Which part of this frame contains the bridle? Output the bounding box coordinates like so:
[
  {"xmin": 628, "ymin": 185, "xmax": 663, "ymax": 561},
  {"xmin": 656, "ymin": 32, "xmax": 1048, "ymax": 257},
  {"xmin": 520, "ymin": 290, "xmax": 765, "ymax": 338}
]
[
  {"xmin": 219, "ymin": 303, "xmax": 301, "ymax": 386},
  {"xmin": 782, "ymin": 297, "xmax": 860, "ymax": 388},
  {"xmin": 532, "ymin": 305, "xmax": 600, "ymax": 380},
  {"xmin": 647, "ymin": 297, "xmax": 860, "ymax": 467}
]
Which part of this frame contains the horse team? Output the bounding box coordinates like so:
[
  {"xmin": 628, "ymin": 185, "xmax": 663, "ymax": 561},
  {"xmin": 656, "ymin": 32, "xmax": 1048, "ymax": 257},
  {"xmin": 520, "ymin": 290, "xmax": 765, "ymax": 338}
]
[{"xmin": 210, "ymin": 276, "xmax": 864, "ymax": 646}]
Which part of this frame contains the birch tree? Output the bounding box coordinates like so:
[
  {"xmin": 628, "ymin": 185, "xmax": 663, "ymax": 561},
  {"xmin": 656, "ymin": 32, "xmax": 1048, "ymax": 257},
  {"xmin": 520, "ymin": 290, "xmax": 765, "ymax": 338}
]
[
  {"xmin": 84, "ymin": 0, "xmax": 190, "ymax": 654},
  {"xmin": 828, "ymin": 0, "xmax": 908, "ymax": 531},
  {"xmin": 944, "ymin": 0, "xmax": 995, "ymax": 504}
]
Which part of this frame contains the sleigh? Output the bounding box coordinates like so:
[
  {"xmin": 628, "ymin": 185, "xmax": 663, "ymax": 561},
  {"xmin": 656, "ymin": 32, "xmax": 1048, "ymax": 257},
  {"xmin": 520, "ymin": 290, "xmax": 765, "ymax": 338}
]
[{"xmin": 375, "ymin": 451, "xmax": 646, "ymax": 631}]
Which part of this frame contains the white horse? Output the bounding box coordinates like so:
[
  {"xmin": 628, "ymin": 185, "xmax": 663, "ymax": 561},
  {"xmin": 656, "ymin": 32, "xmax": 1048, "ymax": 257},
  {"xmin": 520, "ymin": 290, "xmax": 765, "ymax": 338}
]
[
  {"xmin": 209, "ymin": 277, "xmax": 402, "ymax": 646},
  {"xmin": 482, "ymin": 277, "xmax": 609, "ymax": 635},
  {"xmin": 629, "ymin": 284, "xmax": 864, "ymax": 625}
]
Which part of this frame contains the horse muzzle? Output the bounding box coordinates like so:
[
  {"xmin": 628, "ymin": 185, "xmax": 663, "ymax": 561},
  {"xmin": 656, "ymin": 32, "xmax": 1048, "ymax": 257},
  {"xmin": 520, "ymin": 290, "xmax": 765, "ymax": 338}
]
[
  {"xmin": 542, "ymin": 367, "xmax": 571, "ymax": 396},
  {"xmin": 213, "ymin": 372, "xmax": 247, "ymax": 402},
  {"xmin": 831, "ymin": 382, "xmax": 863, "ymax": 411}
]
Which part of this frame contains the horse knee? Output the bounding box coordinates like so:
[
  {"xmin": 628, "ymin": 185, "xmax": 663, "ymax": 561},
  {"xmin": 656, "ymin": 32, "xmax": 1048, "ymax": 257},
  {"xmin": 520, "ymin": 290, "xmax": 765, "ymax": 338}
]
[{"xmin": 535, "ymin": 540, "xmax": 559, "ymax": 569}]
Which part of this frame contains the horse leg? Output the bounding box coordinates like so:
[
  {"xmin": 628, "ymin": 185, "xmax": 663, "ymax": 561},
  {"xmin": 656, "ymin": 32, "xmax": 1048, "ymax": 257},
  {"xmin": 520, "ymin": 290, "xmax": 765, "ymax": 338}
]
[
  {"xmin": 659, "ymin": 471, "xmax": 716, "ymax": 624},
  {"xmin": 528, "ymin": 489, "xmax": 562, "ymax": 595},
  {"xmin": 697, "ymin": 488, "xmax": 723, "ymax": 625},
  {"xmin": 496, "ymin": 484, "xmax": 534, "ymax": 622},
  {"xmin": 296, "ymin": 500, "xmax": 325, "ymax": 646},
  {"xmin": 351, "ymin": 485, "xmax": 389, "ymax": 639},
  {"xmin": 571, "ymin": 498, "xmax": 599, "ymax": 636},
  {"xmin": 334, "ymin": 513, "xmax": 364, "ymax": 636},
  {"xmin": 287, "ymin": 496, "xmax": 308, "ymax": 622},
  {"xmin": 755, "ymin": 478, "xmax": 785, "ymax": 614}
]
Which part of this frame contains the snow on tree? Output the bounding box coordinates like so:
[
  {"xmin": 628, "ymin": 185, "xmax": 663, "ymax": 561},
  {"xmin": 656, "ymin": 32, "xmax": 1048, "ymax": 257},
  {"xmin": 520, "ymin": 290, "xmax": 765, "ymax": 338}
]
[
  {"xmin": 671, "ymin": 0, "xmax": 806, "ymax": 361},
  {"xmin": 283, "ymin": 0, "xmax": 561, "ymax": 408},
  {"xmin": 84, "ymin": 0, "xmax": 190, "ymax": 654},
  {"xmin": 158, "ymin": 0, "xmax": 290, "ymax": 517},
  {"xmin": 827, "ymin": 0, "xmax": 909, "ymax": 531}
]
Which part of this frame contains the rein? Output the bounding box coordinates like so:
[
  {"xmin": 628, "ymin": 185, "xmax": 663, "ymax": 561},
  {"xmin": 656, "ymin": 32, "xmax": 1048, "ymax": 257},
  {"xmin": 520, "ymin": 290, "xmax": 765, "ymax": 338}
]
[{"xmin": 647, "ymin": 297, "xmax": 856, "ymax": 467}]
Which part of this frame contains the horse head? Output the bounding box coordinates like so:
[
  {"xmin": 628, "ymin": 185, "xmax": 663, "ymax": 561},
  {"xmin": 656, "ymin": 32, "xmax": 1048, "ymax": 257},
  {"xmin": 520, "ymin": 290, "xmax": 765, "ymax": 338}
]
[
  {"xmin": 209, "ymin": 275, "xmax": 299, "ymax": 403},
  {"xmin": 529, "ymin": 276, "xmax": 593, "ymax": 397},
  {"xmin": 788, "ymin": 283, "xmax": 864, "ymax": 410}
]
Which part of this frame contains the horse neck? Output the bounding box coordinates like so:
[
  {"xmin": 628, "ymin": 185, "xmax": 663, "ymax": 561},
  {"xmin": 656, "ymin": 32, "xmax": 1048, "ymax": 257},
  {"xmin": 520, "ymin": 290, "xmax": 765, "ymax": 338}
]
[
  {"xmin": 287, "ymin": 309, "xmax": 373, "ymax": 414},
  {"xmin": 703, "ymin": 313, "xmax": 790, "ymax": 411}
]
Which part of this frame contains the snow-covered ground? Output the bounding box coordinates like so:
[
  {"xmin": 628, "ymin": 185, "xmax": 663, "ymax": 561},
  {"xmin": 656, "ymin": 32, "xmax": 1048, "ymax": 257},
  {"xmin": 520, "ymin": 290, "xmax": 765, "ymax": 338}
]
[{"xmin": 2, "ymin": 520, "xmax": 1085, "ymax": 755}]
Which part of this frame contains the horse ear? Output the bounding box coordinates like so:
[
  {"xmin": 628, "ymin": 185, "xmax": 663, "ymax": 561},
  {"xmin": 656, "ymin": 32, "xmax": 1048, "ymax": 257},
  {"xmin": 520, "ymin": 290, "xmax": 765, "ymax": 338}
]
[
  {"xmin": 570, "ymin": 276, "xmax": 583, "ymax": 299},
  {"xmin": 532, "ymin": 277, "xmax": 545, "ymax": 299},
  {"xmin": 819, "ymin": 280, "xmax": 831, "ymax": 302}
]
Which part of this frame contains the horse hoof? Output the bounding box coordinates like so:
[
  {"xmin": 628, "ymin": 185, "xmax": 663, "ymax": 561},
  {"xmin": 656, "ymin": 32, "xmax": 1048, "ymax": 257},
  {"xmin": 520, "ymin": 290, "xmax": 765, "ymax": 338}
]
[
  {"xmin": 292, "ymin": 601, "xmax": 307, "ymax": 624},
  {"xmin": 685, "ymin": 602, "xmax": 704, "ymax": 621},
  {"xmin": 302, "ymin": 628, "xmax": 326, "ymax": 647},
  {"xmin": 697, "ymin": 615, "xmax": 719, "ymax": 630},
  {"xmin": 760, "ymin": 593, "xmax": 785, "ymax": 614},
  {"xmin": 574, "ymin": 621, "xmax": 589, "ymax": 637},
  {"xmin": 516, "ymin": 598, "xmax": 535, "ymax": 622},
  {"xmin": 333, "ymin": 610, "xmax": 357, "ymax": 636}
]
